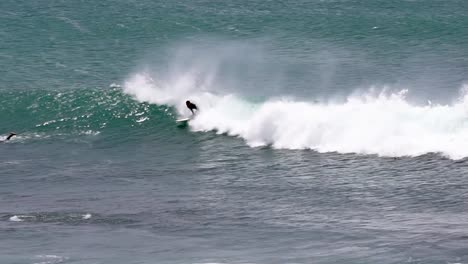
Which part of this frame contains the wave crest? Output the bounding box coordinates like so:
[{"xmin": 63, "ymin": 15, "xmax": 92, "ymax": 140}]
[{"xmin": 124, "ymin": 72, "xmax": 468, "ymax": 159}]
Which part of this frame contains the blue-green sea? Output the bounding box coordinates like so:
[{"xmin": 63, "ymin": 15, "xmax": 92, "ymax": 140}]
[{"xmin": 2, "ymin": 1, "xmax": 468, "ymax": 263}]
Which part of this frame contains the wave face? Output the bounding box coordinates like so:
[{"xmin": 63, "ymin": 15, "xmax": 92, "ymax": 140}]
[
  {"xmin": 124, "ymin": 48, "xmax": 468, "ymax": 159},
  {"xmin": 0, "ymin": 88, "xmax": 174, "ymax": 142}
]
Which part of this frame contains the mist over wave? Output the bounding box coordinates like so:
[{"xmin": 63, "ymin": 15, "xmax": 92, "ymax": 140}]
[{"xmin": 124, "ymin": 41, "xmax": 468, "ymax": 159}]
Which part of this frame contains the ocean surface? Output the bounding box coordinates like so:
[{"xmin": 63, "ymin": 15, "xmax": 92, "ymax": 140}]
[{"xmin": 1, "ymin": 1, "xmax": 468, "ymax": 263}]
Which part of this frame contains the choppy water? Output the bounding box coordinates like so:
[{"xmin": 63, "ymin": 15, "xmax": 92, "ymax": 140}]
[{"xmin": 1, "ymin": 1, "xmax": 468, "ymax": 263}]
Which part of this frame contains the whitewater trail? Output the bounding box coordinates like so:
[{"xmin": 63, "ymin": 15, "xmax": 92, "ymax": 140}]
[{"xmin": 124, "ymin": 73, "xmax": 468, "ymax": 159}]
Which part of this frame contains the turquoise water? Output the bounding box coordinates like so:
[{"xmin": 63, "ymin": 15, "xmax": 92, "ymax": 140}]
[{"xmin": 2, "ymin": 1, "xmax": 468, "ymax": 263}]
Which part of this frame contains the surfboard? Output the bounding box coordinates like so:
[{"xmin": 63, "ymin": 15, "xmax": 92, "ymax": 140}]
[{"xmin": 176, "ymin": 117, "xmax": 191, "ymax": 127}]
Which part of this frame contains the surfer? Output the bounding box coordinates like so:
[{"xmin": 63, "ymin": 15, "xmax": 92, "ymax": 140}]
[
  {"xmin": 186, "ymin": 100, "xmax": 198, "ymax": 115},
  {"xmin": 1, "ymin": 132, "xmax": 16, "ymax": 142}
]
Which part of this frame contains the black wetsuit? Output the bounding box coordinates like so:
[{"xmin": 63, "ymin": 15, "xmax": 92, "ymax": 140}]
[
  {"xmin": 186, "ymin": 101, "xmax": 198, "ymax": 114},
  {"xmin": 0, "ymin": 133, "xmax": 16, "ymax": 142}
]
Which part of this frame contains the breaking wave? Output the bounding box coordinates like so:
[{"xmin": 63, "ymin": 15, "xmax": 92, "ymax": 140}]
[{"xmin": 124, "ymin": 50, "xmax": 468, "ymax": 159}]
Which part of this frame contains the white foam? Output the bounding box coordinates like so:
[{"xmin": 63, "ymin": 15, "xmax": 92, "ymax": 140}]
[
  {"xmin": 9, "ymin": 215, "xmax": 36, "ymax": 222},
  {"xmin": 9, "ymin": 215, "xmax": 23, "ymax": 222},
  {"xmin": 136, "ymin": 116, "xmax": 149, "ymax": 123},
  {"xmin": 80, "ymin": 130, "xmax": 100, "ymax": 136},
  {"xmin": 82, "ymin": 213, "xmax": 92, "ymax": 220},
  {"xmin": 124, "ymin": 70, "xmax": 468, "ymax": 159},
  {"xmin": 34, "ymin": 254, "xmax": 68, "ymax": 264}
]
